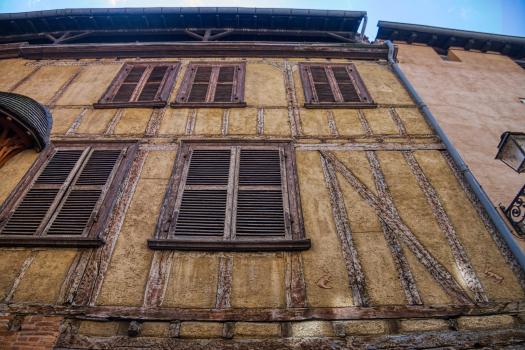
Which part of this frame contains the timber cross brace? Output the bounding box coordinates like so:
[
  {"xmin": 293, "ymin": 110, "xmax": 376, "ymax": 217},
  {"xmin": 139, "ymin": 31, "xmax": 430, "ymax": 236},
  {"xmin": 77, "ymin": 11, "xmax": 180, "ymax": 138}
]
[{"xmin": 319, "ymin": 150, "xmax": 494, "ymax": 305}]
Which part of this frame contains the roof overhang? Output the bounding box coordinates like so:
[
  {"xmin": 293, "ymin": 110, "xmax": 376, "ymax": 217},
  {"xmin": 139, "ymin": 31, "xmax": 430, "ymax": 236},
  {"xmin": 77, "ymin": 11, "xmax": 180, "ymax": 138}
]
[
  {"xmin": 376, "ymin": 21, "xmax": 525, "ymax": 58},
  {"xmin": 13, "ymin": 42, "xmax": 391, "ymax": 60},
  {"xmin": 0, "ymin": 7, "xmax": 366, "ymax": 45}
]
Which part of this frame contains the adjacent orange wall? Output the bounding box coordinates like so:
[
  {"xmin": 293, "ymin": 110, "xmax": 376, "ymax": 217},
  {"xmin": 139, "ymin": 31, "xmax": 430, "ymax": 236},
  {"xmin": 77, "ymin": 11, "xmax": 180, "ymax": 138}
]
[{"xmin": 396, "ymin": 43, "xmax": 525, "ymax": 206}]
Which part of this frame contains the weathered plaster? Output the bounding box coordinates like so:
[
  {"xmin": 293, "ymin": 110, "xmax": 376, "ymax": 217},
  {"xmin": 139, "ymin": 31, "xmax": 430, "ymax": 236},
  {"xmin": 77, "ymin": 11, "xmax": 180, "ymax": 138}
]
[
  {"xmin": 14, "ymin": 66, "xmax": 80, "ymax": 104},
  {"xmin": 0, "ymin": 59, "xmax": 36, "ymax": 92},
  {"xmin": 245, "ymin": 64, "xmax": 288, "ymax": 107},
  {"xmin": 228, "ymin": 108, "xmax": 257, "ymax": 135},
  {"xmin": 0, "ymin": 149, "xmax": 38, "ymax": 204},
  {"xmin": 75, "ymin": 109, "xmax": 117, "ymax": 135},
  {"xmin": 50, "ymin": 108, "xmax": 83, "ymax": 134},
  {"xmin": 158, "ymin": 108, "xmax": 190, "ymax": 135}
]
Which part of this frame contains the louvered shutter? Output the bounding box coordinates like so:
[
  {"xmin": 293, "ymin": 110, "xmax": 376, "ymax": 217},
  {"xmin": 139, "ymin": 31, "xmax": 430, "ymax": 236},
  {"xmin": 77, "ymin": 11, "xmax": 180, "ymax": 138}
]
[
  {"xmin": 137, "ymin": 66, "xmax": 170, "ymax": 102},
  {"xmin": 187, "ymin": 66, "xmax": 213, "ymax": 103},
  {"xmin": 43, "ymin": 149, "xmax": 124, "ymax": 237},
  {"xmin": 172, "ymin": 149, "xmax": 231, "ymax": 238},
  {"xmin": 113, "ymin": 66, "xmax": 146, "ymax": 102},
  {"xmin": 0, "ymin": 149, "xmax": 86, "ymax": 236},
  {"xmin": 332, "ymin": 67, "xmax": 360, "ymax": 102},
  {"xmin": 213, "ymin": 66, "xmax": 235, "ymax": 102},
  {"xmin": 310, "ymin": 67, "xmax": 336, "ymax": 103},
  {"xmin": 234, "ymin": 149, "xmax": 286, "ymax": 239}
]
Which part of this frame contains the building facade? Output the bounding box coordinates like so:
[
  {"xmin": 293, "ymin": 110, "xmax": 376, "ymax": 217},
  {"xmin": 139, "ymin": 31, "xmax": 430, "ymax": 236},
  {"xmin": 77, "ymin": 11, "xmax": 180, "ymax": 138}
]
[{"xmin": 0, "ymin": 8, "xmax": 525, "ymax": 349}]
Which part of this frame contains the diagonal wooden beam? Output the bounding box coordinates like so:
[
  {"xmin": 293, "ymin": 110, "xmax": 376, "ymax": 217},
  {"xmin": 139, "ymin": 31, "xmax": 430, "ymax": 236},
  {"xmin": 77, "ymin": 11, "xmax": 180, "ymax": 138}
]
[
  {"xmin": 402, "ymin": 151, "xmax": 488, "ymax": 302},
  {"xmin": 366, "ymin": 151, "xmax": 422, "ymax": 305},
  {"xmin": 143, "ymin": 251, "xmax": 173, "ymax": 307},
  {"xmin": 207, "ymin": 30, "xmax": 234, "ymax": 41},
  {"xmin": 321, "ymin": 150, "xmax": 472, "ymax": 304},
  {"xmin": 320, "ymin": 154, "xmax": 369, "ymax": 306},
  {"xmin": 183, "ymin": 30, "xmax": 204, "ymax": 41}
]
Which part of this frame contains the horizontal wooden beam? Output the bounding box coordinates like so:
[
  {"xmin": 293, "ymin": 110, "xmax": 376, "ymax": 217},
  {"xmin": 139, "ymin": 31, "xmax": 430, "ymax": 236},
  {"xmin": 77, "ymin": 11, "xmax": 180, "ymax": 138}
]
[
  {"xmin": 0, "ymin": 301, "xmax": 521, "ymax": 321},
  {"xmin": 147, "ymin": 238, "xmax": 311, "ymax": 251},
  {"xmin": 295, "ymin": 143, "xmax": 446, "ymax": 151},
  {"xmin": 0, "ymin": 237, "xmax": 104, "ymax": 248}
]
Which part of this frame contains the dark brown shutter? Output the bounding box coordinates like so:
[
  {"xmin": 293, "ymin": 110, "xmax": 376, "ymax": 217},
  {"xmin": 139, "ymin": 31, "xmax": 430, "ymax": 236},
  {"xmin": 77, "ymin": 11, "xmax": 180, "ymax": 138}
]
[
  {"xmin": 137, "ymin": 66, "xmax": 169, "ymax": 101},
  {"xmin": 45, "ymin": 149, "xmax": 122, "ymax": 236},
  {"xmin": 213, "ymin": 66, "xmax": 235, "ymax": 102},
  {"xmin": 310, "ymin": 67, "xmax": 336, "ymax": 102},
  {"xmin": 235, "ymin": 150, "xmax": 286, "ymax": 239},
  {"xmin": 1, "ymin": 150, "xmax": 84, "ymax": 235},
  {"xmin": 187, "ymin": 66, "xmax": 212, "ymax": 103},
  {"xmin": 332, "ymin": 67, "xmax": 360, "ymax": 102},
  {"xmin": 113, "ymin": 67, "xmax": 147, "ymax": 102},
  {"xmin": 174, "ymin": 149, "xmax": 230, "ymax": 237}
]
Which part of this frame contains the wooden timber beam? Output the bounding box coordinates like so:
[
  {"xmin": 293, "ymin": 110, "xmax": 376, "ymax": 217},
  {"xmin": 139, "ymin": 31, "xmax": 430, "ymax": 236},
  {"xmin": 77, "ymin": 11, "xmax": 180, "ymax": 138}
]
[
  {"xmin": 443, "ymin": 36, "xmax": 456, "ymax": 50},
  {"xmin": 464, "ymin": 39, "xmax": 475, "ymax": 51},
  {"xmin": 426, "ymin": 34, "xmax": 438, "ymax": 46},
  {"xmin": 501, "ymin": 43, "xmax": 511, "ymax": 55},
  {"xmin": 406, "ymin": 32, "xmax": 417, "ymax": 44},
  {"xmin": 0, "ymin": 117, "xmax": 33, "ymax": 167},
  {"xmin": 326, "ymin": 32, "xmax": 355, "ymax": 43},
  {"xmin": 183, "ymin": 30, "xmax": 204, "ymax": 41},
  {"xmin": 481, "ymin": 41, "xmax": 492, "ymax": 53}
]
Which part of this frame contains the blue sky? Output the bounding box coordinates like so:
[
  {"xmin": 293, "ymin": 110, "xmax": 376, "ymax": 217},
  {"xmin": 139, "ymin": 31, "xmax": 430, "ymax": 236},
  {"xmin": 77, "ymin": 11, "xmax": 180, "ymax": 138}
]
[{"xmin": 1, "ymin": 0, "xmax": 524, "ymax": 40}]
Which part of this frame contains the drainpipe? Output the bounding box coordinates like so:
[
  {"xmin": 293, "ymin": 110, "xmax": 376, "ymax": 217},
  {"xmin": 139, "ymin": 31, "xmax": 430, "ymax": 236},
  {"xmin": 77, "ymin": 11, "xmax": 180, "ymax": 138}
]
[
  {"xmin": 384, "ymin": 40, "xmax": 525, "ymax": 271},
  {"xmin": 360, "ymin": 14, "xmax": 368, "ymax": 43}
]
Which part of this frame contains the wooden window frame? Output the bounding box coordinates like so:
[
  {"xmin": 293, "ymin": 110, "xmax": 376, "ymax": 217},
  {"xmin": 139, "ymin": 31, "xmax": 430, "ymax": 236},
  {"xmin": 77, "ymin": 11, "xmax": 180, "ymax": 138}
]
[
  {"xmin": 0, "ymin": 140, "xmax": 139, "ymax": 248},
  {"xmin": 299, "ymin": 62, "xmax": 377, "ymax": 109},
  {"xmin": 171, "ymin": 62, "xmax": 246, "ymax": 109},
  {"xmin": 94, "ymin": 62, "xmax": 180, "ymax": 109},
  {"xmin": 149, "ymin": 140, "xmax": 309, "ymax": 251}
]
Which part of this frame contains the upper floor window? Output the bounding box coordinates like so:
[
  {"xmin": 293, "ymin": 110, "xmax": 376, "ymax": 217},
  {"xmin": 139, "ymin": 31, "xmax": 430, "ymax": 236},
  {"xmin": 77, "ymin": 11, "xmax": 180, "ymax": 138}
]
[
  {"xmin": 94, "ymin": 62, "xmax": 180, "ymax": 109},
  {"xmin": 0, "ymin": 141, "xmax": 139, "ymax": 247},
  {"xmin": 149, "ymin": 140, "xmax": 309, "ymax": 251},
  {"xmin": 298, "ymin": 62, "xmax": 376, "ymax": 109},
  {"xmin": 171, "ymin": 62, "xmax": 246, "ymax": 108}
]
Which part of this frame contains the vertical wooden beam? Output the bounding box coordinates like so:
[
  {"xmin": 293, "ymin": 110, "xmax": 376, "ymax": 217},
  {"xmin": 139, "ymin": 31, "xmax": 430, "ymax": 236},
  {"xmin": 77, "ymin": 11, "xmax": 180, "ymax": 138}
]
[
  {"xmin": 143, "ymin": 251, "xmax": 173, "ymax": 307},
  {"xmin": 357, "ymin": 109, "xmax": 372, "ymax": 135},
  {"xmin": 321, "ymin": 150, "xmax": 472, "ymax": 304},
  {"xmin": 366, "ymin": 151, "xmax": 422, "ymax": 305},
  {"xmin": 185, "ymin": 109, "xmax": 197, "ymax": 135},
  {"xmin": 389, "ymin": 108, "xmax": 407, "ymax": 136},
  {"xmin": 46, "ymin": 66, "xmax": 85, "ymax": 108},
  {"xmin": 320, "ymin": 153, "xmax": 368, "ymax": 306},
  {"xmin": 284, "ymin": 251, "xmax": 307, "ymax": 308},
  {"xmin": 8, "ymin": 66, "xmax": 41, "ymax": 92},
  {"xmin": 73, "ymin": 150, "xmax": 148, "ymax": 306},
  {"xmin": 402, "ymin": 151, "xmax": 488, "ymax": 302},
  {"xmin": 257, "ymin": 108, "xmax": 264, "ymax": 136},
  {"xmin": 326, "ymin": 110, "xmax": 339, "ymax": 136},
  {"xmin": 443, "ymin": 151, "xmax": 525, "ymax": 292},
  {"xmin": 3, "ymin": 251, "xmax": 38, "ymax": 303},
  {"xmin": 103, "ymin": 109, "xmax": 125, "ymax": 135},
  {"xmin": 283, "ymin": 62, "xmax": 302, "ymax": 136},
  {"xmin": 56, "ymin": 248, "xmax": 93, "ymax": 305},
  {"xmin": 221, "ymin": 109, "xmax": 229, "ymax": 136},
  {"xmin": 215, "ymin": 256, "xmax": 234, "ymax": 309},
  {"xmin": 65, "ymin": 109, "xmax": 88, "ymax": 135}
]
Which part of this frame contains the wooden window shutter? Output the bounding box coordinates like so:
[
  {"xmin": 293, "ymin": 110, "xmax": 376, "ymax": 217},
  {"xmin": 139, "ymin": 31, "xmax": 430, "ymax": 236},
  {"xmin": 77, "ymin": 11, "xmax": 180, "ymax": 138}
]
[
  {"xmin": 0, "ymin": 141, "xmax": 139, "ymax": 247},
  {"xmin": 172, "ymin": 62, "xmax": 246, "ymax": 108},
  {"xmin": 94, "ymin": 62, "xmax": 180, "ymax": 109},
  {"xmin": 149, "ymin": 141, "xmax": 310, "ymax": 251},
  {"xmin": 299, "ymin": 62, "xmax": 377, "ymax": 109}
]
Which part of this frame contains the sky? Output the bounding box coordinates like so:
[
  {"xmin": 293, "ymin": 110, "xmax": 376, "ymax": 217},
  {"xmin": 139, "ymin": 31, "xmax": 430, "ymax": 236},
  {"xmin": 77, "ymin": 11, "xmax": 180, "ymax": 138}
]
[{"xmin": 1, "ymin": 0, "xmax": 524, "ymax": 41}]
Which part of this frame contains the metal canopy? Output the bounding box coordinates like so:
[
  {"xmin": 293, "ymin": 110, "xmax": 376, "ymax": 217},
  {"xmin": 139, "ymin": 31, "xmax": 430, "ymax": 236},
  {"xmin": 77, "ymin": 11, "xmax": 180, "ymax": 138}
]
[
  {"xmin": 0, "ymin": 7, "xmax": 366, "ymax": 45},
  {"xmin": 376, "ymin": 21, "xmax": 525, "ymax": 58}
]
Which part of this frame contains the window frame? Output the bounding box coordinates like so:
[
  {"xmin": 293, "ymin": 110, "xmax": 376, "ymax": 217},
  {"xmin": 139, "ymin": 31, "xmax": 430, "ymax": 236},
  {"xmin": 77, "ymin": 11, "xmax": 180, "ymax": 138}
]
[
  {"xmin": 149, "ymin": 140, "xmax": 309, "ymax": 251},
  {"xmin": 171, "ymin": 62, "xmax": 247, "ymax": 109},
  {"xmin": 298, "ymin": 62, "xmax": 377, "ymax": 109},
  {"xmin": 0, "ymin": 140, "xmax": 139, "ymax": 247},
  {"xmin": 94, "ymin": 62, "xmax": 180, "ymax": 109}
]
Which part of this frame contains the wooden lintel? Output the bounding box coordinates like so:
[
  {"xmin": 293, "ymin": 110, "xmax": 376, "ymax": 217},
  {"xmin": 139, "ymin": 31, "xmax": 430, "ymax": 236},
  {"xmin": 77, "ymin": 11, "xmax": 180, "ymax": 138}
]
[
  {"xmin": 147, "ymin": 239, "xmax": 311, "ymax": 251},
  {"xmin": 0, "ymin": 301, "xmax": 522, "ymax": 321},
  {"xmin": 0, "ymin": 237, "xmax": 104, "ymax": 248}
]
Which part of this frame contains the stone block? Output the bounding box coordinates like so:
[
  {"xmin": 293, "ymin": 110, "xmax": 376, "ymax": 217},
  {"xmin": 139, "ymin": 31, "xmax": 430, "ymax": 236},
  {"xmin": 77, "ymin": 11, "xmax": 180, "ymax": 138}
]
[
  {"xmin": 292, "ymin": 321, "xmax": 334, "ymax": 338},
  {"xmin": 400, "ymin": 319, "xmax": 449, "ymax": 333},
  {"xmin": 344, "ymin": 320, "xmax": 388, "ymax": 335},
  {"xmin": 138, "ymin": 322, "xmax": 170, "ymax": 337},
  {"xmin": 179, "ymin": 322, "xmax": 223, "ymax": 339},
  {"xmin": 457, "ymin": 315, "xmax": 515, "ymax": 330},
  {"xmin": 78, "ymin": 321, "xmax": 119, "ymax": 337},
  {"xmin": 235, "ymin": 322, "xmax": 281, "ymax": 338}
]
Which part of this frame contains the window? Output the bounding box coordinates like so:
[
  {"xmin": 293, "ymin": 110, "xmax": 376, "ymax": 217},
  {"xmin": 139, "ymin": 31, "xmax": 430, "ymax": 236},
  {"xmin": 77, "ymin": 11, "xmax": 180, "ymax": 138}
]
[
  {"xmin": 149, "ymin": 141, "xmax": 309, "ymax": 251},
  {"xmin": 298, "ymin": 62, "xmax": 376, "ymax": 109},
  {"xmin": 171, "ymin": 62, "xmax": 246, "ymax": 108},
  {"xmin": 94, "ymin": 62, "xmax": 180, "ymax": 109},
  {"xmin": 0, "ymin": 141, "xmax": 139, "ymax": 247}
]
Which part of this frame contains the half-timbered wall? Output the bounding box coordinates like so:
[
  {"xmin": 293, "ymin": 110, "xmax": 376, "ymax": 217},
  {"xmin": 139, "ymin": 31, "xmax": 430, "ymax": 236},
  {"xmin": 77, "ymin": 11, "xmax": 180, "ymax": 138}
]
[{"xmin": 1, "ymin": 55, "xmax": 524, "ymax": 349}]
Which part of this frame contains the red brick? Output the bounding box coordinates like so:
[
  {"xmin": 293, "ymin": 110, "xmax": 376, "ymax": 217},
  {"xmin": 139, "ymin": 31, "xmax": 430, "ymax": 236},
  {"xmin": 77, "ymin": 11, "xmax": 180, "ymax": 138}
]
[
  {"xmin": 19, "ymin": 331, "xmax": 56, "ymax": 336},
  {"xmin": 34, "ymin": 322, "xmax": 59, "ymax": 327},
  {"xmin": 15, "ymin": 336, "xmax": 28, "ymax": 341},
  {"xmin": 26, "ymin": 316, "xmax": 44, "ymax": 322},
  {"xmin": 42, "ymin": 317, "xmax": 62, "ymax": 322}
]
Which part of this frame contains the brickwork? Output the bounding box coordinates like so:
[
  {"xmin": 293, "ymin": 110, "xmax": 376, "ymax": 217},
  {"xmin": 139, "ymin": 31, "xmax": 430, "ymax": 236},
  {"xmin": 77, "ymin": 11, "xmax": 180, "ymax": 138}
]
[{"xmin": 0, "ymin": 315, "xmax": 63, "ymax": 350}]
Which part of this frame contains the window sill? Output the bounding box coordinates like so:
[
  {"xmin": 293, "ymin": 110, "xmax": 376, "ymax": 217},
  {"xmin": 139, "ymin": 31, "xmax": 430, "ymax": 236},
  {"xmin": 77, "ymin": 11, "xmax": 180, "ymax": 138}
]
[
  {"xmin": 0, "ymin": 236, "xmax": 105, "ymax": 248},
  {"xmin": 304, "ymin": 102, "xmax": 378, "ymax": 109},
  {"xmin": 170, "ymin": 102, "xmax": 247, "ymax": 109},
  {"xmin": 147, "ymin": 238, "xmax": 311, "ymax": 251},
  {"xmin": 93, "ymin": 101, "xmax": 167, "ymax": 109}
]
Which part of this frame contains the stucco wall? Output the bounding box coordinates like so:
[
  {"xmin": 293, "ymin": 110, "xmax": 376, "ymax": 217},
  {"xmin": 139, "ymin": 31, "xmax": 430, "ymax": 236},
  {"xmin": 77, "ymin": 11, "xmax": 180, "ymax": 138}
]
[{"xmin": 395, "ymin": 43, "xmax": 525, "ymax": 207}]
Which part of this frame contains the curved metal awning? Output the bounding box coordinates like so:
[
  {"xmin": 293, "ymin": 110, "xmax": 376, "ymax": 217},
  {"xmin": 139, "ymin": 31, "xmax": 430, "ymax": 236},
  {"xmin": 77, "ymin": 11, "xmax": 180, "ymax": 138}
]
[{"xmin": 0, "ymin": 91, "xmax": 52, "ymax": 167}]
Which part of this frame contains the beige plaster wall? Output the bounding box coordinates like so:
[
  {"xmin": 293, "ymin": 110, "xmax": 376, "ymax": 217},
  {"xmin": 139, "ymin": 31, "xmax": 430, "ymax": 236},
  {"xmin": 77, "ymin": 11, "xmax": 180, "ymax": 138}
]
[
  {"xmin": 14, "ymin": 66, "xmax": 80, "ymax": 104},
  {"xmin": 0, "ymin": 59, "xmax": 36, "ymax": 92},
  {"xmin": 0, "ymin": 149, "xmax": 39, "ymax": 204},
  {"xmin": 396, "ymin": 43, "xmax": 525, "ymax": 206}
]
